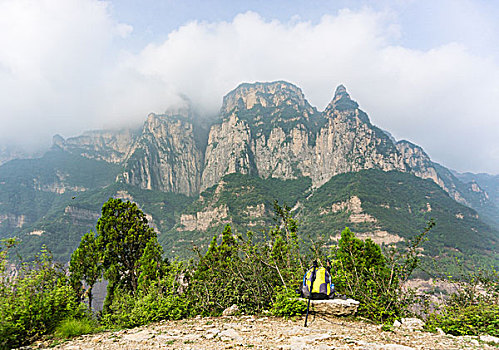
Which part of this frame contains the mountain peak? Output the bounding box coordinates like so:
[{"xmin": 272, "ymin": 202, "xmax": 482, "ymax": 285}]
[
  {"xmin": 221, "ymin": 81, "xmax": 308, "ymax": 114},
  {"xmin": 325, "ymin": 84, "xmax": 359, "ymax": 113},
  {"xmin": 334, "ymin": 84, "xmax": 349, "ymax": 99},
  {"xmin": 332, "ymin": 84, "xmax": 357, "ymax": 107}
]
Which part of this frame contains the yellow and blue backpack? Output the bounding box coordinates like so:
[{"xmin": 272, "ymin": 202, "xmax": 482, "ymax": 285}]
[{"xmin": 301, "ymin": 265, "xmax": 335, "ymax": 300}]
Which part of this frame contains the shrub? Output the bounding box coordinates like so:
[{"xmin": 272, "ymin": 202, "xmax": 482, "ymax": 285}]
[
  {"xmin": 101, "ymin": 261, "xmax": 191, "ymax": 328},
  {"xmin": 0, "ymin": 245, "xmax": 86, "ymax": 349},
  {"xmin": 425, "ymin": 268, "xmax": 499, "ymax": 336},
  {"xmin": 54, "ymin": 317, "xmax": 100, "ymax": 339},
  {"xmin": 426, "ymin": 303, "xmax": 499, "ymax": 336},
  {"xmin": 330, "ymin": 223, "xmax": 432, "ymax": 323},
  {"xmin": 100, "ymin": 287, "xmax": 190, "ymax": 329},
  {"xmin": 188, "ymin": 204, "xmax": 305, "ymax": 316},
  {"xmin": 270, "ymin": 287, "xmax": 307, "ymax": 318}
]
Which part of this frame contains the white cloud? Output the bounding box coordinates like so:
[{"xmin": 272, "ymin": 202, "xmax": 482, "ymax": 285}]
[
  {"xmin": 0, "ymin": 3, "xmax": 498, "ymax": 173},
  {"xmin": 114, "ymin": 9, "xmax": 499, "ymax": 173},
  {"xmin": 0, "ymin": 0, "xmax": 130, "ymax": 144}
]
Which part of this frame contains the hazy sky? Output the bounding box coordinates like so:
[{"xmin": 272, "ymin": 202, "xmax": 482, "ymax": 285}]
[{"xmin": 0, "ymin": 0, "xmax": 498, "ymax": 174}]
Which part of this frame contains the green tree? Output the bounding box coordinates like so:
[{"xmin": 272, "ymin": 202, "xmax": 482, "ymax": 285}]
[
  {"xmin": 95, "ymin": 198, "xmax": 162, "ymax": 310},
  {"xmin": 69, "ymin": 231, "xmax": 102, "ymax": 310},
  {"xmin": 190, "ymin": 224, "xmax": 240, "ymax": 315},
  {"xmin": 331, "ymin": 224, "xmax": 433, "ymax": 322}
]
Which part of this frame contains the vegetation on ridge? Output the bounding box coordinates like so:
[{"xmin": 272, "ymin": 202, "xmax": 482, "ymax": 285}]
[{"xmin": 1, "ymin": 198, "xmax": 496, "ymax": 349}]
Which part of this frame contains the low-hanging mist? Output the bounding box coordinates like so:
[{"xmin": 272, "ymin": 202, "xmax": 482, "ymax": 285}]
[{"xmin": 0, "ymin": 1, "xmax": 498, "ymax": 173}]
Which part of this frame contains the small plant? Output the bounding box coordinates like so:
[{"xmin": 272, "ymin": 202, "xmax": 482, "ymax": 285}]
[
  {"xmin": 381, "ymin": 324, "xmax": 393, "ymax": 332},
  {"xmin": 330, "ymin": 223, "xmax": 433, "ymax": 323},
  {"xmin": 270, "ymin": 287, "xmax": 307, "ymax": 318},
  {"xmin": 0, "ymin": 244, "xmax": 86, "ymax": 349},
  {"xmin": 426, "ymin": 303, "xmax": 499, "ymax": 336},
  {"xmin": 425, "ymin": 268, "xmax": 499, "ymax": 336},
  {"xmin": 54, "ymin": 317, "xmax": 100, "ymax": 339}
]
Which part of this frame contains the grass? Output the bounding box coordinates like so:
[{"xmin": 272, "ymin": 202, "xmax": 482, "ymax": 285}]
[{"xmin": 54, "ymin": 318, "xmax": 100, "ymax": 339}]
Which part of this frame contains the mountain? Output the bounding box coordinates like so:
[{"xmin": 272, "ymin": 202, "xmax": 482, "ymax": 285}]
[
  {"xmin": 0, "ymin": 145, "xmax": 42, "ymax": 166},
  {"xmin": 120, "ymin": 112, "xmax": 205, "ymax": 196},
  {"xmin": 454, "ymin": 172, "xmax": 499, "ymax": 210},
  {"xmin": 0, "ymin": 81, "xmax": 497, "ymax": 268}
]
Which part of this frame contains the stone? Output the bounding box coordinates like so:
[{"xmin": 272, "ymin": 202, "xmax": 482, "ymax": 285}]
[
  {"xmin": 436, "ymin": 327, "xmax": 445, "ymax": 335},
  {"xmin": 378, "ymin": 345, "xmax": 416, "ymax": 350},
  {"xmin": 393, "ymin": 320, "xmax": 401, "ymax": 328},
  {"xmin": 286, "ymin": 333, "xmax": 333, "ymax": 350},
  {"xmin": 203, "ymin": 328, "xmax": 220, "ymax": 340},
  {"xmin": 356, "ymin": 340, "xmax": 416, "ymax": 350},
  {"xmin": 289, "ymin": 333, "xmax": 332, "ymax": 344},
  {"xmin": 123, "ymin": 329, "xmax": 156, "ymax": 342},
  {"xmin": 480, "ymin": 335, "xmax": 499, "ymax": 344},
  {"xmin": 219, "ymin": 328, "xmax": 241, "ymax": 341},
  {"xmin": 400, "ymin": 318, "xmax": 425, "ymax": 331},
  {"xmin": 222, "ymin": 304, "xmax": 239, "ymax": 316},
  {"xmin": 300, "ymin": 298, "xmax": 360, "ymax": 316}
]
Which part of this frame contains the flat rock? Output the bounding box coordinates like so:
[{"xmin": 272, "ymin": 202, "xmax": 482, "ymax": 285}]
[
  {"xmin": 45, "ymin": 315, "xmax": 498, "ymax": 350},
  {"xmin": 378, "ymin": 344, "xmax": 416, "ymax": 350},
  {"xmin": 219, "ymin": 328, "xmax": 242, "ymax": 341},
  {"xmin": 222, "ymin": 304, "xmax": 239, "ymax": 316},
  {"xmin": 356, "ymin": 340, "xmax": 416, "ymax": 350},
  {"xmin": 480, "ymin": 335, "xmax": 499, "ymax": 344},
  {"xmin": 300, "ymin": 298, "xmax": 360, "ymax": 316},
  {"xmin": 289, "ymin": 333, "xmax": 332, "ymax": 344},
  {"xmin": 400, "ymin": 318, "xmax": 424, "ymax": 331},
  {"xmin": 123, "ymin": 329, "xmax": 156, "ymax": 342}
]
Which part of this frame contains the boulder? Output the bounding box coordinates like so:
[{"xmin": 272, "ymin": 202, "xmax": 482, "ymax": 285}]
[
  {"xmin": 400, "ymin": 318, "xmax": 425, "ymax": 331},
  {"xmin": 480, "ymin": 335, "xmax": 499, "ymax": 344},
  {"xmin": 300, "ymin": 298, "xmax": 360, "ymax": 316},
  {"xmin": 219, "ymin": 328, "xmax": 242, "ymax": 341},
  {"xmin": 222, "ymin": 304, "xmax": 240, "ymax": 316}
]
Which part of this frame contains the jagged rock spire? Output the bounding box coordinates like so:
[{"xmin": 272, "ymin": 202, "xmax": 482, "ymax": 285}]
[
  {"xmin": 327, "ymin": 84, "xmax": 359, "ymax": 112},
  {"xmin": 333, "ymin": 84, "xmax": 350, "ymax": 101}
]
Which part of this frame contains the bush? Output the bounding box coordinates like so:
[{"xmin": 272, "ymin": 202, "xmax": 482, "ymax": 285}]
[
  {"xmin": 101, "ymin": 261, "xmax": 191, "ymax": 328},
  {"xmin": 54, "ymin": 317, "xmax": 100, "ymax": 339},
  {"xmin": 188, "ymin": 205, "xmax": 305, "ymax": 316},
  {"xmin": 330, "ymin": 224, "xmax": 432, "ymax": 323},
  {"xmin": 426, "ymin": 303, "xmax": 499, "ymax": 336},
  {"xmin": 425, "ymin": 268, "xmax": 498, "ymax": 336},
  {"xmin": 100, "ymin": 287, "xmax": 190, "ymax": 329},
  {"xmin": 0, "ymin": 244, "xmax": 86, "ymax": 349},
  {"xmin": 270, "ymin": 287, "xmax": 307, "ymax": 318},
  {"xmin": 330, "ymin": 227, "xmax": 400, "ymax": 322}
]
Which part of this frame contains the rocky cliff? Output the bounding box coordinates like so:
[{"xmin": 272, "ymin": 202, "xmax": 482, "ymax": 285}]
[
  {"xmin": 120, "ymin": 113, "xmax": 204, "ymax": 196},
  {"xmin": 43, "ymin": 80, "xmax": 492, "ymax": 211},
  {"xmin": 201, "ymin": 82, "xmax": 410, "ymax": 190},
  {"xmin": 2, "ymin": 80, "xmax": 498, "ymax": 265},
  {"xmin": 52, "ymin": 129, "xmax": 138, "ymax": 164}
]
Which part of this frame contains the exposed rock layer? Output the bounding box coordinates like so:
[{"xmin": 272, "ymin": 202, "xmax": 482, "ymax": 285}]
[{"xmin": 47, "ymin": 81, "xmax": 488, "ymax": 207}]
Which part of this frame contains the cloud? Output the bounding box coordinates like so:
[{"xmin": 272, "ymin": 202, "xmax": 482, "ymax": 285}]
[
  {"xmin": 110, "ymin": 9, "xmax": 499, "ymax": 173},
  {"xmin": 0, "ymin": 2, "xmax": 498, "ymax": 174},
  {"xmin": 0, "ymin": 0, "xmax": 131, "ymax": 144}
]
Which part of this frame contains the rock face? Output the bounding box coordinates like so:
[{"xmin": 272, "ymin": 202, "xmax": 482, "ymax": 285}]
[
  {"xmin": 397, "ymin": 140, "xmax": 465, "ymax": 204},
  {"xmin": 0, "ymin": 145, "xmax": 38, "ymax": 166},
  {"xmin": 53, "ymin": 129, "xmax": 138, "ymax": 164},
  {"xmin": 38, "ymin": 80, "xmax": 493, "ymax": 209},
  {"xmin": 121, "ymin": 113, "xmax": 204, "ymax": 196},
  {"xmin": 304, "ymin": 298, "xmax": 360, "ymax": 316},
  {"xmin": 0, "ymin": 213, "xmax": 26, "ymax": 228},
  {"xmin": 201, "ymin": 82, "xmax": 407, "ymax": 191}
]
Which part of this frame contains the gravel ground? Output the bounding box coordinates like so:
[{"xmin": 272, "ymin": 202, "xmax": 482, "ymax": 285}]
[{"xmin": 26, "ymin": 315, "xmax": 497, "ymax": 350}]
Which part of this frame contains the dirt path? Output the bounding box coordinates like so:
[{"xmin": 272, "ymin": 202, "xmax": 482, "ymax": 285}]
[{"xmin": 29, "ymin": 315, "xmax": 496, "ymax": 350}]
